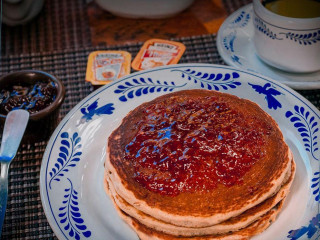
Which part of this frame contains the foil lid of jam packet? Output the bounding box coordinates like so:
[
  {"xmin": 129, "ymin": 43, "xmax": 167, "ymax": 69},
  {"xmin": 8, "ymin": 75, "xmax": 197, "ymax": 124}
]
[
  {"xmin": 132, "ymin": 39, "xmax": 186, "ymax": 71},
  {"xmin": 86, "ymin": 51, "xmax": 131, "ymax": 85}
]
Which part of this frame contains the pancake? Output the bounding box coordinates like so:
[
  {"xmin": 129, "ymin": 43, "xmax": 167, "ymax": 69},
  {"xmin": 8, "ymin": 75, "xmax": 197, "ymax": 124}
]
[
  {"xmin": 128, "ymin": 201, "xmax": 284, "ymax": 240},
  {"xmin": 104, "ymin": 158, "xmax": 295, "ymax": 237},
  {"xmin": 106, "ymin": 89, "xmax": 292, "ymax": 228},
  {"xmin": 108, "ymin": 191, "xmax": 285, "ymax": 240}
]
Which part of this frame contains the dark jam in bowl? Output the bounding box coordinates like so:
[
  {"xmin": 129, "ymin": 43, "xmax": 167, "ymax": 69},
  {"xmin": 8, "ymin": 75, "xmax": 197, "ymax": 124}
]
[
  {"xmin": 125, "ymin": 96, "xmax": 271, "ymax": 196},
  {"xmin": 0, "ymin": 80, "xmax": 57, "ymax": 115}
]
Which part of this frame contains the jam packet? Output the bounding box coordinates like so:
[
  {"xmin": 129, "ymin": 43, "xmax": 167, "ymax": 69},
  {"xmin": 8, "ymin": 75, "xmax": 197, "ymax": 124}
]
[
  {"xmin": 86, "ymin": 51, "xmax": 131, "ymax": 85},
  {"xmin": 132, "ymin": 39, "xmax": 186, "ymax": 71}
]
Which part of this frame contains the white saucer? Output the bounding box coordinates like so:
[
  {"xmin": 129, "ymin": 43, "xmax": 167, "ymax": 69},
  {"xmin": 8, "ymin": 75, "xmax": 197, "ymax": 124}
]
[{"xmin": 217, "ymin": 4, "xmax": 320, "ymax": 90}]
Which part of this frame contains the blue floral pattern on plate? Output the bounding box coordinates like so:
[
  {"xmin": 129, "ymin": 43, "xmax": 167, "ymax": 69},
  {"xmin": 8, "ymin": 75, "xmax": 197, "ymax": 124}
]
[
  {"xmin": 288, "ymin": 214, "xmax": 320, "ymax": 240},
  {"xmin": 286, "ymin": 105, "xmax": 319, "ymax": 161},
  {"xmin": 58, "ymin": 178, "xmax": 91, "ymax": 240},
  {"xmin": 248, "ymin": 83, "xmax": 283, "ymax": 110},
  {"xmin": 114, "ymin": 77, "xmax": 186, "ymax": 102},
  {"xmin": 312, "ymin": 172, "xmax": 320, "ymax": 202},
  {"xmin": 172, "ymin": 68, "xmax": 241, "ymax": 90},
  {"xmin": 48, "ymin": 132, "xmax": 82, "ymax": 189},
  {"xmin": 40, "ymin": 64, "xmax": 320, "ymax": 240},
  {"xmin": 80, "ymin": 99, "xmax": 114, "ymax": 123}
]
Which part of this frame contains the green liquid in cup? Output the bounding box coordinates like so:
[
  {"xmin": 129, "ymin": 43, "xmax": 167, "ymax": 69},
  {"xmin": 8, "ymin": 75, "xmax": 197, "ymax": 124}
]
[{"xmin": 262, "ymin": 0, "xmax": 320, "ymax": 18}]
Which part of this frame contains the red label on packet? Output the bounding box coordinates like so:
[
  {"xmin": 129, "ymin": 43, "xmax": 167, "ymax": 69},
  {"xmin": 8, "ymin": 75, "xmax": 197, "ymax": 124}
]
[
  {"xmin": 86, "ymin": 51, "xmax": 131, "ymax": 85},
  {"xmin": 132, "ymin": 39, "xmax": 186, "ymax": 71}
]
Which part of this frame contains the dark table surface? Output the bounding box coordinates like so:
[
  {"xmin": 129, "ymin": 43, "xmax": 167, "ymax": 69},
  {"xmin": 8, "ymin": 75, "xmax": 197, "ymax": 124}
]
[{"xmin": 0, "ymin": 0, "xmax": 319, "ymax": 239}]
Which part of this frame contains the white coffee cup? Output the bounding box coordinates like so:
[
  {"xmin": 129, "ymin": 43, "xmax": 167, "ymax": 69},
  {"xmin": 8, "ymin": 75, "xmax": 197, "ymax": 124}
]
[
  {"xmin": 3, "ymin": 0, "xmax": 44, "ymax": 26},
  {"xmin": 252, "ymin": 0, "xmax": 320, "ymax": 73}
]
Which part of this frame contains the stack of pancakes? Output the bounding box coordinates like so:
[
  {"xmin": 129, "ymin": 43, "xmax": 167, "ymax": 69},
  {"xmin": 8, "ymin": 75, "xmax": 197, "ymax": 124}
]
[{"xmin": 104, "ymin": 89, "xmax": 295, "ymax": 240}]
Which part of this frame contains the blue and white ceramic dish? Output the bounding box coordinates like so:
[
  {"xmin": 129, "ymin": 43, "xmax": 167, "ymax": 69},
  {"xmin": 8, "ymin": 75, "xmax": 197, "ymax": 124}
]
[
  {"xmin": 217, "ymin": 4, "xmax": 320, "ymax": 90},
  {"xmin": 40, "ymin": 64, "xmax": 320, "ymax": 240},
  {"xmin": 252, "ymin": 0, "xmax": 320, "ymax": 73}
]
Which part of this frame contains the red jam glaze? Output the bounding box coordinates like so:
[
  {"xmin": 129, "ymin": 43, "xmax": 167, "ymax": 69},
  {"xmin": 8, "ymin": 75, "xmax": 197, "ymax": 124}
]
[{"xmin": 124, "ymin": 96, "xmax": 271, "ymax": 196}]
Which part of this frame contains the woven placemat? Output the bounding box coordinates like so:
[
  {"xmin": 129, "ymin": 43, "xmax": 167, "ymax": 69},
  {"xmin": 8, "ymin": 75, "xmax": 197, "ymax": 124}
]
[
  {"xmin": 1, "ymin": 0, "xmax": 91, "ymax": 56},
  {"xmin": 1, "ymin": 0, "xmax": 252, "ymax": 56},
  {"xmin": 0, "ymin": 34, "xmax": 319, "ymax": 239}
]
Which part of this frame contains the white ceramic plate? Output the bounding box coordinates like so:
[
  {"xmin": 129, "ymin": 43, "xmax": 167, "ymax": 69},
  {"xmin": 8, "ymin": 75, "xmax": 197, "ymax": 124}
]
[
  {"xmin": 40, "ymin": 64, "xmax": 320, "ymax": 240},
  {"xmin": 217, "ymin": 4, "xmax": 320, "ymax": 90}
]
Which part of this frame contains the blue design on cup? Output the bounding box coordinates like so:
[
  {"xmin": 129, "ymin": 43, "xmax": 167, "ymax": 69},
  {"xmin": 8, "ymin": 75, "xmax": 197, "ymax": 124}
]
[
  {"xmin": 285, "ymin": 106, "xmax": 319, "ymax": 161},
  {"xmin": 254, "ymin": 17, "xmax": 282, "ymax": 40},
  {"xmin": 279, "ymin": 30, "xmax": 320, "ymax": 45},
  {"xmin": 223, "ymin": 31, "xmax": 242, "ymax": 65},
  {"xmin": 287, "ymin": 214, "xmax": 320, "ymax": 239},
  {"xmin": 229, "ymin": 10, "xmax": 251, "ymax": 28},
  {"xmin": 248, "ymin": 83, "xmax": 282, "ymax": 110},
  {"xmin": 58, "ymin": 178, "xmax": 91, "ymax": 240},
  {"xmin": 255, "ymin": 16, "xmax": 320, "ymax": 45},
  {"xmin": 312, "ymin": 171, "xmax": 320, "ymax": 202},
  {"xmin": 80, "ymin": 99, "xmax": 114, "ymax": 123},
  {"xmin": 48, "ymin": 132, "xmax": 82, "ymax": 189},
  {"xmin": 172, "ymin": 69, "xmax": 241, "ymax": 91},
  {"xmin": 114, "ymin": 78, "xmax": 187, "ymax": 102}
]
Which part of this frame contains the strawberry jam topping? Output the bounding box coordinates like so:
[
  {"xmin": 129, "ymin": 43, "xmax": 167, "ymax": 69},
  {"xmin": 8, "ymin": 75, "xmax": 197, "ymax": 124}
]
[
  {"xmin": 0, "ymin": 80, "xmax": 57, "ymax": 115},
  {"xmin": 124, "ymin": 96, "xmax": 270, "ymax": 196}
]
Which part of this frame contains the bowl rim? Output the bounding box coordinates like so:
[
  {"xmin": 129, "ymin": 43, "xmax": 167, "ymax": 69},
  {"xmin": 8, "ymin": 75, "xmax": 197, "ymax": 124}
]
[{"xmin": 0, "ymin": 70, "xmax": 65, "ymax": 121}]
